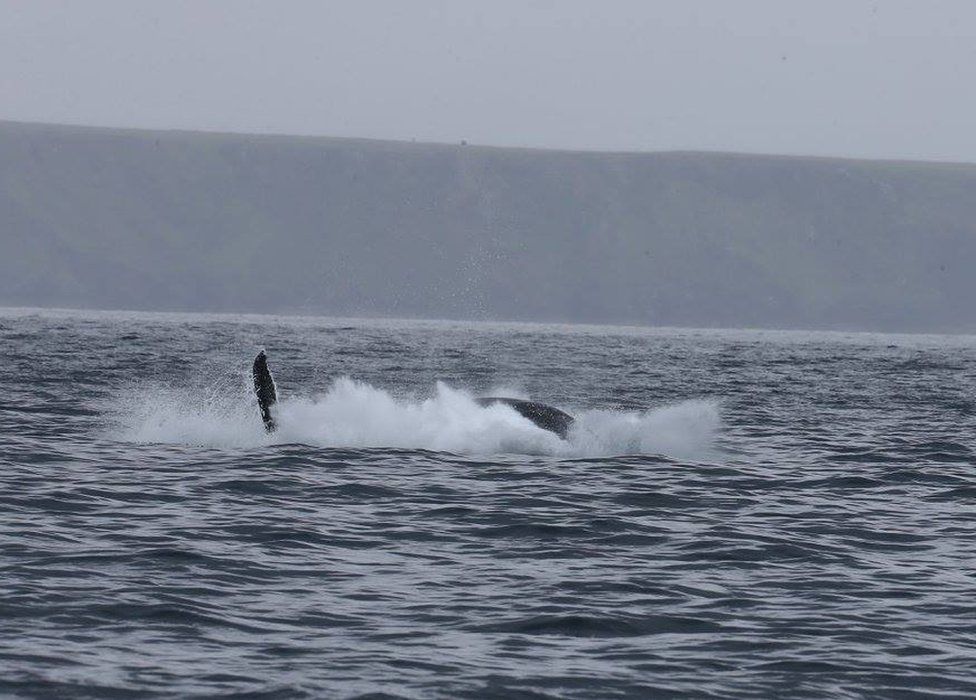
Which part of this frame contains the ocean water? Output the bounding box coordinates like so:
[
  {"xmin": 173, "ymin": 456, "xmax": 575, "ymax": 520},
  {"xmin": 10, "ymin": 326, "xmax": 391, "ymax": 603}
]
[{"xmin": 1, "ymin": 307, "xmax": 974, "ymax": 698}]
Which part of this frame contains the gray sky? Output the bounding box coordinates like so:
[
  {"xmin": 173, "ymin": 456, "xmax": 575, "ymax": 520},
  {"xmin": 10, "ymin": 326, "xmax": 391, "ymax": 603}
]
[{"xmin": 2, "ymin": 0, "xmax": 975, "ymax": 161}]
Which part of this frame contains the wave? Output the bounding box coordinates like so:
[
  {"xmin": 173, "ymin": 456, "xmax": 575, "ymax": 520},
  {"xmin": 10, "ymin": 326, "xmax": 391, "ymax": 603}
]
[{"xmin": 112, "ymin": 377, "xmax": 720, "ymax": 458}]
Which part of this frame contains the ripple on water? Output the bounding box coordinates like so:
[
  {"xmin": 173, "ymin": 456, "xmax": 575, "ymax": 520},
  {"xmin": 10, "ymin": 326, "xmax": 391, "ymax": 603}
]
[{"xmin": 1, "ymin": 310, "xmax": 975, "ymax": 697}]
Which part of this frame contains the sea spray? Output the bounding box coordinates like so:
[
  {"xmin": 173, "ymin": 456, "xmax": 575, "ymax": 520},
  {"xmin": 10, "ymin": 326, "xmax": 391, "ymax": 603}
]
[{"xmin": 114, "ymin": 376, "xmax": 720, "ymax": 458}]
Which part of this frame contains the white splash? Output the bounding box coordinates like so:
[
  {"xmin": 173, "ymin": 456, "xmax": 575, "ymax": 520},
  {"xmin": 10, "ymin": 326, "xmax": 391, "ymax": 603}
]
[{"xmin": 113, "ymin": 377, "xmax": 720, "ymax": 458}]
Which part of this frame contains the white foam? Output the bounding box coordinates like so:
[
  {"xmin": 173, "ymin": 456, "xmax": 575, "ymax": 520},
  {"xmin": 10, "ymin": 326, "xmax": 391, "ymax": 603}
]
[{"xmin": 112, "ymin": 376, "xmax": 720, "ymax": 458}]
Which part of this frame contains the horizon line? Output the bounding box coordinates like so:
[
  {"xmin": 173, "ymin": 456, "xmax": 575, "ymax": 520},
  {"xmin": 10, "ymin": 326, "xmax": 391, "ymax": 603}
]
[
  {"xmin": 3, "ymin": 117, "xmax": 976, "ymax": 169},
  {"xmin": 3, "ymin": 303, "xmax": 975, "ymax": 340}
]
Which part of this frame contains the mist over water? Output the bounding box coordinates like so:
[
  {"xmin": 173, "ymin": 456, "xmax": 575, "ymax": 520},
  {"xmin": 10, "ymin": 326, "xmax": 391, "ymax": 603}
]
[{"xmin": 2, "ymin": 308, "xmax": 975, "ymax": 698}]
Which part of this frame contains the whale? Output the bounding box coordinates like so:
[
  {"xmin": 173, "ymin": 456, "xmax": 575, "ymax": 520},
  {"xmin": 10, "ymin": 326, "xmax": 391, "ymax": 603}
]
[
  {"xmin": 252, "ymin": 350, "xmax": 278, "ymax": 433},
  {"xmin": 251, "ymin": 351, "xmax": 574, "ymax": 439},
  {"xmin": 472, "ymin": 397, "xmax": 574, "ymax": 439}
]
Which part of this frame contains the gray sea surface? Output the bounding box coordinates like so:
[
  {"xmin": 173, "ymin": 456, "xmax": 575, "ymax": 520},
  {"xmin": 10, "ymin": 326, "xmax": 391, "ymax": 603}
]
[{"xmin": 1, "ymin": 308, "xmax": 974, "ymax": 698}]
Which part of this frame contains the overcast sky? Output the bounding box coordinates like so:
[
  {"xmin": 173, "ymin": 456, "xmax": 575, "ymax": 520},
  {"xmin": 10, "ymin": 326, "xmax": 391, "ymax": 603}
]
[{"xmin": 2, "ymin": 0, "xmax": 975, "ymax": 161}]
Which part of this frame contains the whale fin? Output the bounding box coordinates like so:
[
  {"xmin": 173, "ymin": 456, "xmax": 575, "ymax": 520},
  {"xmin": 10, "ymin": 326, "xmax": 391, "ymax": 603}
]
[{"xmin": 252, "ymin": 350, "xmax": 278, "ymax": 433}]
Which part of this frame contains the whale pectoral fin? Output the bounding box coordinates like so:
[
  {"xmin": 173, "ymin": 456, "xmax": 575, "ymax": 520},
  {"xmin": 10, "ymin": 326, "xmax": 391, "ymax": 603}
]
[{"xmin": 252, "ymin": 350, "xmax": 278, "ymax": 433}]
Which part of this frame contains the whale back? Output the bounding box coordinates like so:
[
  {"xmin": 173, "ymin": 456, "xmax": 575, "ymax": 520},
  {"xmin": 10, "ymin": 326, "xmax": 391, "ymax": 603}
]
[{"xmin": 475, "ymin": 397, "xmax": 574, "ymax": 439}]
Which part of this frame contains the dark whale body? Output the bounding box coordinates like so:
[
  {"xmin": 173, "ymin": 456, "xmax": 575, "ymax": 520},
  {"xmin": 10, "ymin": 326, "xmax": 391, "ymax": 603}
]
[
  {"xmin": 474, "ymin": 397, "xmax": 574, "ymax": 439},
  {"xmin": 251, "ymin": 352, "xmax": 574, "ymax": 439},
  {"xmin": 252, "ymin": 350, "xmax": 277, "ymax": 433}
]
